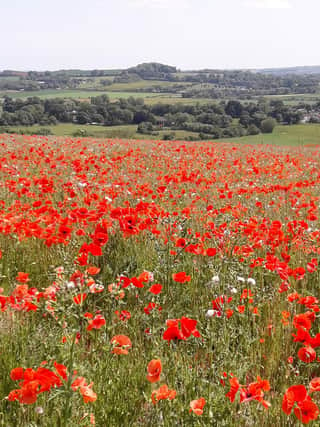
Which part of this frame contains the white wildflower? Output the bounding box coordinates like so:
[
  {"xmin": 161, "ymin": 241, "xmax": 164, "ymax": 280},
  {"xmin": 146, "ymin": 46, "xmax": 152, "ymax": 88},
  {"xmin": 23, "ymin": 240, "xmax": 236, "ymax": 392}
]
[
  {"xmin": 66, "ymin": 281, "xmax": 76, "ymax": 290},
  {"xmin": 206, "ymin": 310, "xmax": 215, "ymax": 318},
  {"xmin": 89, "ymin": 283, "xmax": 104, "ymax": 293},
  {"xmin": 206, "ymin": 309, "xmax": 222, "ymax": 318},
  {"xmin": 211, "ymin": 275, "xmax": 219, "ymax": 284}
]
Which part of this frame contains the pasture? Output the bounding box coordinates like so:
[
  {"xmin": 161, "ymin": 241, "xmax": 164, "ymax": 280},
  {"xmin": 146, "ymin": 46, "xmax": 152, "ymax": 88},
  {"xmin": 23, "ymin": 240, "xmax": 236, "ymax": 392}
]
[
  {"xmin": 0, "ymin": 89, "xmax": 162, "ymax": 101},
  {"xmin": 78, "ymin": 79, "xmax": 192, "ymax": 91},
  {"xmin": 226, "ymin": 123, "xmax": 320, "ymax": 146},
  {"xmin": 2, "ymin": 123, "xmax": 320, "ymax": 145},
  {"xmin": 265, "ymin": 93, "xmax": 320, "ymax": 105}
]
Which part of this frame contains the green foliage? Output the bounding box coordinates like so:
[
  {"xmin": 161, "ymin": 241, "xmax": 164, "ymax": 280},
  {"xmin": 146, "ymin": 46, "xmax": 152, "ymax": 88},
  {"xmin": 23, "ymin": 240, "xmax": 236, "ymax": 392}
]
[
  {"xmin": 260, "ymin": 118, "xmax": 277, "ymax": 134},
  {"xmin": 72, "ymin": 129, "xmax": 89, "ymax": 137},
  {"xmin": 247, "ymin": 124, "xmax": 261, "ymax": 135},
  {"xmin": 137, "ymin": 121, "xmax": 155, "ymax": 134}
]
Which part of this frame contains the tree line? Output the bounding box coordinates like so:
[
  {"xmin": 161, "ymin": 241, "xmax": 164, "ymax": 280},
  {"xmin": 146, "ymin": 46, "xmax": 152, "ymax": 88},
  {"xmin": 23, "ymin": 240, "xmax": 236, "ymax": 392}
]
[{"xmin": 0, "ymin": 95, "xmax": 318, "ymax": 139}]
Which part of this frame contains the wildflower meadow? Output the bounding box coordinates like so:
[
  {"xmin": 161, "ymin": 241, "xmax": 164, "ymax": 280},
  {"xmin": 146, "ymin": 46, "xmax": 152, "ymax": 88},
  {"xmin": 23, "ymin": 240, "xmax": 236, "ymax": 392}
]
[{"xmin": 1, "ymin": 133, "xmax": 320, "ymax": 426}]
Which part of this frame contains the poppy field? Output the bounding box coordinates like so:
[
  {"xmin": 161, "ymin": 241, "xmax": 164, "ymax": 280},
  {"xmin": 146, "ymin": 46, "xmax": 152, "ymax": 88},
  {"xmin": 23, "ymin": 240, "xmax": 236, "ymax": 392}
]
[{"xmin": 1, "ymin": 134, "xmax": 320, "ymax": 426}]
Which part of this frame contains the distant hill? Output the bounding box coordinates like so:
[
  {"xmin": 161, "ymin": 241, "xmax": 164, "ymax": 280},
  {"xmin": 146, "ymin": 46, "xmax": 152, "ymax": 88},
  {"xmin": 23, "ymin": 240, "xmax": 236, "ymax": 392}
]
[
  {"xmin": 127, "ymin": 63, "xmax": 177, "ymax": 80},
  {"xmin": 1, "ymin": 62, "xmax": 320, "ymax": 102},
  {"xmin": 255, "ymin": 66, "xmax": 320, "ymax": 75},
  {"xmin": 2, "ymin": 63, "xmax": 320, "ymax": 77}
]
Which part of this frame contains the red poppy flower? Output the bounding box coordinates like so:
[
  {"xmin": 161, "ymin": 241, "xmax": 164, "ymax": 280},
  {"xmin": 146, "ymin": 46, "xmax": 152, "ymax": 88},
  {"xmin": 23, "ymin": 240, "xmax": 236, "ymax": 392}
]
[
  {"xmin": 294, "ymin": 399, "xmax": 319, "ymax": 424},
  {"xmin": 189, "ymin": 397, "xmax": 206, "ymax": 415},
  {"xmin": 73, "ymin": 293, "xmax": 87, "ymax": 305},
  {"xmin": 149, "ymin": 284, "xmax": 163, "ymax": 295},
  {"xmin": 172, "ymin": 272, "xmax": 191, "ymax": 283},
  {"xmin": 226, "ymin": 377, "xmax": 240, "ymax": 403},
  {"xmin": 53, "ymin": 362, "xmax": 68, "ymax": 381},
  {"xmin": 110, "ymin": 335, "xmax": 132, "ymax": 355},
  {"xmin": 86, "ymin": 266, "xmax": 101, "ymax": 276},
  {"xmin": 137, "ymin": 270, "xmax": 154, "ymax": 283},
  {"xmin": 151, "ymin": 384, "xmax": 176, "ymax": 404},
  {"xmin": 293, "ymin": 313, "xmax": 314, "ymax": 330},
  {"xmin": 10, "ymin": 367, "xmax": 24, "ymax": 381},
  {"xmin": 147, "ymin": 359, "xmax": 162, "ymax": 383},
  {"xmin": 79, "ymin": 384, "xmax": 97, "ymax": 403},
  {"xmin": 309, "ymin": 378, "xmax": 320, "ymax": 393},
  {"xmin": 180, "ymin": 316, "xmax": 201, "ymax": 338},
  {"xmin": 307, "ymin": 259, "xmax": 318, "ymax": 273},
  {"xmin": 15, "ymin": 381, "xmax": 39, "ymax": 404},
  {"xmin": 163, "ymin": 325, "xmax": 185, "ymax": 341},
  {"xmin": 206, "ymin": 248, "xmax": 217, "ymax": 257},
  {"xmin": 175, "ymin": 238, "xmax": 186, "ymax": 248},
  {"xmin": 115, "ymin": 310, "xmax": 131, "ymax": 321},
  {"xmin": 16, "ymin": 272, "xmax": 30, "ymax": 283},
  {"xmin": 71, "ymin": 376, "xmax": 87, "ymax": 391},
  {"xmin": 298, "ymin": 346, "xmax": 316, "ymax": 363},
  {"xmin": 87, "ymin": 314, "xmax": 106, "ymax": 331},
  {"xmin": 282, "ymin": 385, "xmax": 308, "ymax": 415}
]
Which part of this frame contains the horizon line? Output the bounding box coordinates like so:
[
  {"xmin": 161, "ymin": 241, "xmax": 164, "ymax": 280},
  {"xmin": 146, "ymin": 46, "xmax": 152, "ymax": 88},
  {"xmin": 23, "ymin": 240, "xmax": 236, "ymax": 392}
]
[{"xmin": 1, "ymin": 63, "xmax": 320, "ymax": 73}]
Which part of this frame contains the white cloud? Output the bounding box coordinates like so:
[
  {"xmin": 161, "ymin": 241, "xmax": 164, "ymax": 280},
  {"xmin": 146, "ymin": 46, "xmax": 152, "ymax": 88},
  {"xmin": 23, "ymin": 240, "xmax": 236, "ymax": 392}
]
[{"xmin": 245, "ymin": 0, "xmax": 292, "ymax": 8}]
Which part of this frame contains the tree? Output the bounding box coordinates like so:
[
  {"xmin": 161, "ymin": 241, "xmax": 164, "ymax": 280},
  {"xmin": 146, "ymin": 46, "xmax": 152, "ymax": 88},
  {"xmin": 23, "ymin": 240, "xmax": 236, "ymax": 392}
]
[
  {"xmin": 133, "ymin": 110, "xmax": 154, "ymax": 124},
  {"xmin": 91, "ymin": 94, "xmax": 109, "ymax": 105},
  {"xmin": 137, "ymin": 122, "xmax": 154, "ymax": 134},
  {"xmin": 225, "ymin": 100, "xmax": 243, "ymax": 118},
  {"xmin": 260, "ymin": 118, "xmax": 277, "ymax": 134},
  {"xmin": 76, "ymin": 111, "xmax": 91, "ymax": 125},
  {"xmin": 247, "ymin": 124, "xmax": 260, "ymax": 135},
  {"xmin": 239, "ymin": 112, "xmax": 252, "ymax": 127}
]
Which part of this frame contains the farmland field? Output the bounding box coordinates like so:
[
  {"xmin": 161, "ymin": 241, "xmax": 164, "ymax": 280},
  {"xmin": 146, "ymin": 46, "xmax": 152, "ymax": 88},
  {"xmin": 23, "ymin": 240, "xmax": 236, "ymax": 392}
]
[
  {"xmin": 144, "ymin": 95, "xmax": 217, "ymax": 105},
  {"xmin": 0, "ymin": 89, "xmax": 163, "ymax": 100},
  {"xmin": 1, "ymin": 133, "xmax": 320, "ymax": 426},
  {"xmin": 265, "ymin": 93, "xmax": 320, "ymax": 105},
  {"xmin": 78, "ymin": 79, "xmax": 193, "ymax": 91},
  {"xmin": 226, "ymin": 123, "xmax": 320, "ymax": 146},
  {"xmin": 2, "ymin": 123, "xmax": 320, "ymax": 145},
  {"xmin": 0, "ymin": 123, "xmax": 200, "ymax": 141}
]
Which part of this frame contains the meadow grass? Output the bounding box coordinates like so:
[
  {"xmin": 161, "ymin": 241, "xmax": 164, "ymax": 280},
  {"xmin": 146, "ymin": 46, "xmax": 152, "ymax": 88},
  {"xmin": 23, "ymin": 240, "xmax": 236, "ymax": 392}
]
[
  {"xmin": 0, "ymin": 76, "xmax": 21, "ymax": 81},
  {"xmin": 224, "ymin": 123, "xmax": 320, "ymax": 146},
  {"xmin": 79, "ymin": 80, "xmax": 193, "ymax": 91},
  {"xmin": 2, "ymin": 123, "xmax": 320, "ymax": 146},
  {"xmin": 0, "ymin": 89, "xmax": 162, "ymax": 100},
  {"xmin": 0, "ymin": 123, "xmax": 199, "ymax": 141},
  {"xmin": 265, "ymin": 93, "xmax": 320, "ymax": 105}
]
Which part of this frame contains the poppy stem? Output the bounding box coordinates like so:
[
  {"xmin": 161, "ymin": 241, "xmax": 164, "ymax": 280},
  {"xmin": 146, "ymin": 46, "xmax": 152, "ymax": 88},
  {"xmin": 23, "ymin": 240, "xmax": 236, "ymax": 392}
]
[{"xmin": 61, "ymin": 332, "xmax": 76, "ymax": 427}]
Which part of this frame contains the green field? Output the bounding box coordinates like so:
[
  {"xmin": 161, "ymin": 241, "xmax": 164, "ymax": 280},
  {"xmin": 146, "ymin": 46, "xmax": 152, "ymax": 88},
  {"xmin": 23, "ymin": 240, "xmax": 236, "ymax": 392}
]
[
  {"xmin": 224, "ymin": 123, "xmax": 320, "ymax": 145},
  {"xmin": 144, "ymin": 96, "xmax": 218, "ymax": 105},
  {"xmin": 2, "ymin": 123, "xmax": 320, "ymax": 145},
  {"xmin": 0, "ymin": 76, "xmax": 21, "ymax": 81},
  {"xmin": 107, "ymin": 81, "xmax": 192, "ymax": 91},
  {"xmin": 265, "ymin": 93, "xmax": 320, "ymax": 105},
  {"xmin": 79, "ymin": 78, "xmax": 192, "ymax": 91},
  {"xmin": 0, "ymin": 89, "xmax": 164, "ymax": 100},
  {"xmin": 0, "ymin": 123, "xmax": 199, "ymax": 141}
]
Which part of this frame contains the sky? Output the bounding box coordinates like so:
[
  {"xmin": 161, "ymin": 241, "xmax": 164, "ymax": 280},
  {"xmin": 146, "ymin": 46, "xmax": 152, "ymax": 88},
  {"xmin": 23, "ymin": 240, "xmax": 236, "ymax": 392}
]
[{"xmin": 0, "ymin": 0, "xmax": 319, "ymax": 71}]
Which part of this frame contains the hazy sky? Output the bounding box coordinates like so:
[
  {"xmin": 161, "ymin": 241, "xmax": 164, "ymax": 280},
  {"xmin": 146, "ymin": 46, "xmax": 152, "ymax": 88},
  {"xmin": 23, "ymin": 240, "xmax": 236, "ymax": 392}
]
[{"xmin": 1, "ymin": 0, "xmax": 319, "ymax": 71}]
